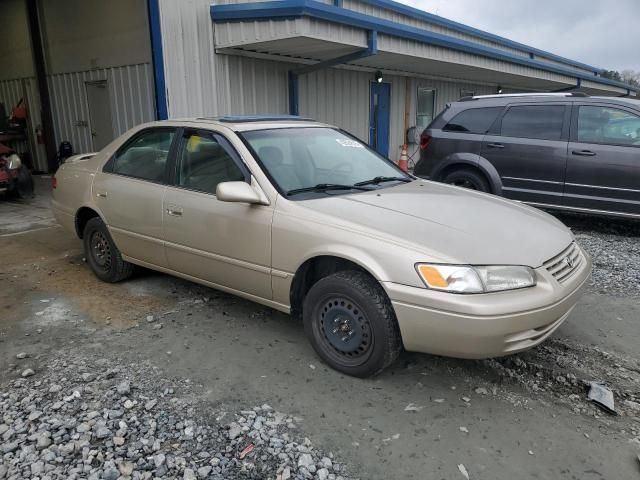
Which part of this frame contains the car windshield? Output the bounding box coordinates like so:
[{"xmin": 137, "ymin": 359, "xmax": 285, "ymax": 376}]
[{"xmin": 240, "ymin": 127, "xmax": 411, "ymax": 197}]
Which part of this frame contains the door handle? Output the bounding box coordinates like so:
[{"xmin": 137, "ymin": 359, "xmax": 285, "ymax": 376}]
[
  {"xmin": 166, "ymin": 205, "xmax": 183, "ymax": 217},
  {"xmin": 486, "ymin": 143, "xmax": 504, "ymax": 149},
  {"xmin": 96, "ymin": 192, "xmax": 107, "ymax": 198},
  {"xmin": 572, "ymin": 150, "xmax": 596, "ymax": 156}
]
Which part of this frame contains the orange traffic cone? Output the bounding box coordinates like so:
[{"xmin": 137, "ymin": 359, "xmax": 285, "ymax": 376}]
[{"xmin": 398, "ymin": 144, "xmax": 409, "ymax": 172}]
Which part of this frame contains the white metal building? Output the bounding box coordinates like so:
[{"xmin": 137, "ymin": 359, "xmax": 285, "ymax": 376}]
[{"xmin": 1, "ymin": 0, "xmax": 637, "ymax": 171}]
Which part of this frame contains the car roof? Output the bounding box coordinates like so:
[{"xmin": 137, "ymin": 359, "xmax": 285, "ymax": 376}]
[{"xmin": 163, "ymin": 115, "xmax": 332, "ymax": 132}]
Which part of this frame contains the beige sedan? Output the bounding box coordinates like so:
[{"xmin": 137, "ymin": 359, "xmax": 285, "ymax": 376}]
[{"xmin": 52, "ymin": 116, "xmax": 591, "ymax": 377}]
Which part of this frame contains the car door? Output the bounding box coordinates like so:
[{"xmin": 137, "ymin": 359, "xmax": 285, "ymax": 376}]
[
  {"xmin": 162, "ymin": 128, "xmax": 274, "ymax": 299},
  {"xmin": 564, "ymin": 103, "xmax": 640, "ymax": 216},
  {"xmin": 481, "ymin": 103, "xmax": 570, "ymax": 205},
  {"xmin": 93, "ymin": 127, "xmax": 177, "ymax": 267}
]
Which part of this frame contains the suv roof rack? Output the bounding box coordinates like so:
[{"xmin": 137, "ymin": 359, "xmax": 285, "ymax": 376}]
[
  {"xmin": 459, "ymin": 92, "xmax": 589, "ymax": 101},
  {"xmin": 199, "ymin": 115, "xmax": 314, "ymax": 123}
]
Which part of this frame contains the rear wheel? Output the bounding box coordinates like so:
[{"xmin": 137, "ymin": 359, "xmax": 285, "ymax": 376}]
[
  {"xmin": 83, "ymin": 217, "xmax": 134, "ymax": 283},
  {"xmin": 303, "ymin": 270, "xmax": 402, "ymax": 377},
  {"xmin": 442, "ymin": 168, "xmax": 490, "ymax": 192}
]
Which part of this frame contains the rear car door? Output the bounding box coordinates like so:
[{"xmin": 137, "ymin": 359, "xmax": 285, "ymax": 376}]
[
  {"xmin": 481, "ymin": 103, "xmax": 570, "ymax": 205},
  {"xmin": 162, "ymin": 128, "xmax": 274, "ymax": 299},
  {"xmin": 565, "ymin": 103, "xmax": 640, "ymax": 216},
  {"xmin": 93, "ymin": 127, "xmax": 176, "ymax": 267}
]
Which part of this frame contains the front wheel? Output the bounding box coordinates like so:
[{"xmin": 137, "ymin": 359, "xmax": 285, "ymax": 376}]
[
  {"xmin": 83, "ymin": 217, "xmax": 134, "ymax": 283},
  {"xmin": 303, "ymin": 270, "xmax": 402, "ymax": 377},
  {"xmin": 442, "ymin": 168, "xmax": 490, "ymax": 192}
]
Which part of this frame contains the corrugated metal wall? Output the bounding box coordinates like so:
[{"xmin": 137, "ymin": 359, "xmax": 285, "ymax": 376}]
[
  {"xmin": 48, "ymin": 63, "xmax": 156, "ymax": 153},
  {"xmin": 160, "ymin": 0, "xmax": 291, "ymax": 118}
]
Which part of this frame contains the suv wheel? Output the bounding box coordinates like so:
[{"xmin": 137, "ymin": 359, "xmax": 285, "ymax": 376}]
[
  {"xmin": 442, "ymin": 168, "xmax": 490, "ymax": 192},
  {"xmin": 83, "ymin": 217, "xmax": 134, "ymax": 283},
  {"xmin": 302, "ymin": 270, "xmax": 402, "ymax": 377}
]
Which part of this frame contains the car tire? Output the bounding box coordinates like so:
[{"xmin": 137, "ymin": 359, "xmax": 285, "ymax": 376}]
[
  {"xmin": 83, "ymin": 217, "xmax": 134, "ymax": 283},
  {"xmin": 302, "ymin": 270, "xmax": 402, "ymax": 377},
  {"xmin": 442, "ymin": 168, "xmax": 490, "ymax": 192}
]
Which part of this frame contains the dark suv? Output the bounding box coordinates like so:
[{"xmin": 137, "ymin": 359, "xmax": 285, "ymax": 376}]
[{"xmin": 414, "ymin": 93, "xmax": 640, "ymax": 218}]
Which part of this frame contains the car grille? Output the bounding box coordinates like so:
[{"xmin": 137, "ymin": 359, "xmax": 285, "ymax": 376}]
[{"xmin": 543, "ymin": 242, "xmax": 583, "ymax": 283}]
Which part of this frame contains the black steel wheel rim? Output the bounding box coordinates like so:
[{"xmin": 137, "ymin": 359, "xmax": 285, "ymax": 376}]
[
  {"xmin": 314, "ymin": 295, "xmax": 373, "ymax": 367},
  {"xmin": 90, "ymin": 230, "xmax": 112, "ymax": 271},
  {"xmin": 451, "ymin": 178, "xmax": 477, "ymax": 190}
]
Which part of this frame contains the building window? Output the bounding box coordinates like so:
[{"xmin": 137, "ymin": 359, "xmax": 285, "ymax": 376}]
[
  {"xmin": 460, "ymin": 89, "xmax": 475, "ymax": 99},
  {"xmin": 416, "ymin": 88, "xmax": 435, "ymax": 130}
]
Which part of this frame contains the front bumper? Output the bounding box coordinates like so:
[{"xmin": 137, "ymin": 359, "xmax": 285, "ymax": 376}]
[{"xmin": 383, "ymin": 249, "xmax": 592, "ymax": 359}]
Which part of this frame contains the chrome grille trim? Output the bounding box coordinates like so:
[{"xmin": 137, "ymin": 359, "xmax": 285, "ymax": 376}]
[{"xmin": 543, "ymin": 242, "xmax": 582, "ymax": 283}]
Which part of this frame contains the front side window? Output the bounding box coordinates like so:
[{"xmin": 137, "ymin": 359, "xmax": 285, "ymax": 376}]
[
  {"xmin": 443, "ymin": 107, "xmax": 502, "ymax": 134},
  {"xmin": 500, "ymin": 105, "xmax": 565, "ymax": 141},
  {"xmin": 112, "ymin": 129, "xmax": 175, "ymax": 182},
  {"xmin": 577, "ymin": 105, "xmax": 640, "ymax": 146},
  {"xmin": 416, "ymin": 88, "xmax": 436, "ymax": 130},
  {"xmin": 176, "ymin": 132, "xmax": 245, "ymax": 195},
  {"xmin": 241, "ymin": 127, "xmax": 409, "ymax": 196}
]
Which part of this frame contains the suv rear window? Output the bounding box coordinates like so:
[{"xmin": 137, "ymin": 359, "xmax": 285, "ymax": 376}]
[
  {"xmin": 443, "ymin": 107, "xmax": 502, "ymax": 134},
  {"xmin": 500, "ymin": 105, "xmax": 565, "ymax": 141}
]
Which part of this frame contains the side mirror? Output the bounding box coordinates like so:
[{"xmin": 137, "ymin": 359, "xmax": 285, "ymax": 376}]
[{"xmin": 216, "ymin": 181, "xmax": 262, "ymax": 204}]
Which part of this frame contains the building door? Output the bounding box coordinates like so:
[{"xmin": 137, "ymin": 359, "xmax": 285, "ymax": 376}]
[
  {"xmin": 86, "ymin": 81, "xmax": 114, "ymax": 151},
  {"xmin": 369, "ymin": 82, "xmax": 391, "ymax": 157}
]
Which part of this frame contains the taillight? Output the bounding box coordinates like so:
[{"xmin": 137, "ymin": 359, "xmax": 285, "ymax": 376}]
[
  {"xmin": 419, "ymin": 133, "xmax": 432, "ymax": 150},
  {"xmin": 52, "ymin": 176, "xmax": 57, "ymax": 189}
]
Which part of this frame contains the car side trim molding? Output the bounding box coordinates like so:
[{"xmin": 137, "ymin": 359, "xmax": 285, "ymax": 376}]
[
  {"xmin": 526, "ymin": 202, "xmax": 640, "ymax": 219},
  {"xmin": 565, "ymin": 182, "xmax": 640, "ymax": 194},
  {"xmin": 122, "ymin": 255, "xmax": 291, "ymax": 314},
  {"xmin": 502, "ymin": 176, "xmax": 563, "ymax": 186},
  {"xmin": 164, "ymin": 239, "xmax": 272, "ymax": 275},
  {"xmin": 109, "ymin": 226, "xmax": 165, "ymax": 246}
]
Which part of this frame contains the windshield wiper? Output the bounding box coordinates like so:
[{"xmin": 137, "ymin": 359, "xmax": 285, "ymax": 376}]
[
  {"xmin": 353, "ymin": 176, "xmax": 413, "ymax": 187},
  {"xmin": 286, "ymin": 183, "xmax": 372, "ymax": 196}
]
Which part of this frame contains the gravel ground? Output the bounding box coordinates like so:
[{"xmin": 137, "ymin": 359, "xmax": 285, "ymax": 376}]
[
  {"xmin": 554, "ymin": 212, "xmax": 640, "ymax": 297},
  {"xmin": 0, "ymin": 348, "xmax": 353, "ymax": 480}
]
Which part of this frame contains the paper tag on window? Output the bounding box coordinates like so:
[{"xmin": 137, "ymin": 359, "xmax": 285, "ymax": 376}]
[{"xmin": 335, "ymin": 139, "xmax": 363, "ymax": 148}]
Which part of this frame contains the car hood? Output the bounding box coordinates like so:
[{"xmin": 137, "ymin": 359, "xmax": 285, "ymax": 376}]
[{"xmin": 299, "ymin": 180, "xmax": 572, "ymax": 267}]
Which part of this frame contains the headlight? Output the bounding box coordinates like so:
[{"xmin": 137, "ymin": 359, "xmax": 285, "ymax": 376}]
[{"xmin": 416, "ymin": 264, "xmax": 536, "ymax": 294}]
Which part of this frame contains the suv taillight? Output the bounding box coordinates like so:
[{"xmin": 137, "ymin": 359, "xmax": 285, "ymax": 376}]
[
  {"xmin": 419, "ymin": 133, "xmax": 432, "ymax": 150},
  {"xmin": 52, "ymin": 176, "xmax": 57, "ymax": 189}
]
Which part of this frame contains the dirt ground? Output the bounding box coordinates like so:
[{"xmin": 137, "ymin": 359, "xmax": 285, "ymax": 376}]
[{"xmin": 1, "ymin": 178, "xmax": 639, "ymax": 479}]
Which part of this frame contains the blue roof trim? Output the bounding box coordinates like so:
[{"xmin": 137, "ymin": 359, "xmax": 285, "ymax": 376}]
[
  {"xmin": 355, "ymin": 0, "xmax": 603, "ymax": 74},
  {"xmin": 210, "ymin": 0, "xmax": 637, "ymax": 93},
  {"xmin": 148, "ymin": 0, "xmax": 168, "ymax": 120}
]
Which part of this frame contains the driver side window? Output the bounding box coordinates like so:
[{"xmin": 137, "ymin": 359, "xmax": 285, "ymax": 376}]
[
  {"xmin": 176, "ymin": 132, "xmax": 245, "ymax": 195},
  {"xmin": 577, "ymin": 106, "xmax": 640, "ymax": 146}
]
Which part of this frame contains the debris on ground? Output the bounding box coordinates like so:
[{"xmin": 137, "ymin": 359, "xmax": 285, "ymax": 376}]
[
  {"xmin": 0, "ymin": 349, "xmax": 354, "ymax": 480},
  {"xmin": 588, "ymin": 382, "xmax": 617, "ymax": 415},
  {"xmin": 404, "ymin": 403, "xmax": 424, "ymax": 412}
]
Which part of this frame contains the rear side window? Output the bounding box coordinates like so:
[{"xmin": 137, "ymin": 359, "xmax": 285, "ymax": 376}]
[
  {"xmin": 500, "ymin": 105, "xmax": 565, "ymax": 141},
  {"xmin": 112, "ymin": 128, "xmax": 176, "ymax": 182},
  {"xmin": 443, "ymin": 107, "xmax": 502, "ymax": 134}
]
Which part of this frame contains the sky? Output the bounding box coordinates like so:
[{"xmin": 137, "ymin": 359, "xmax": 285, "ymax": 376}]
[{"xmin": 397, "ymin": 0, "xmax": 640, "ymax": 72}]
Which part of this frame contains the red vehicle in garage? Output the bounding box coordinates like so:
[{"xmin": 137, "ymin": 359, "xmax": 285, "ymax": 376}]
[{"xmin": 0, "ymin": 143, "xmax": 33, "ymax": 198}]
